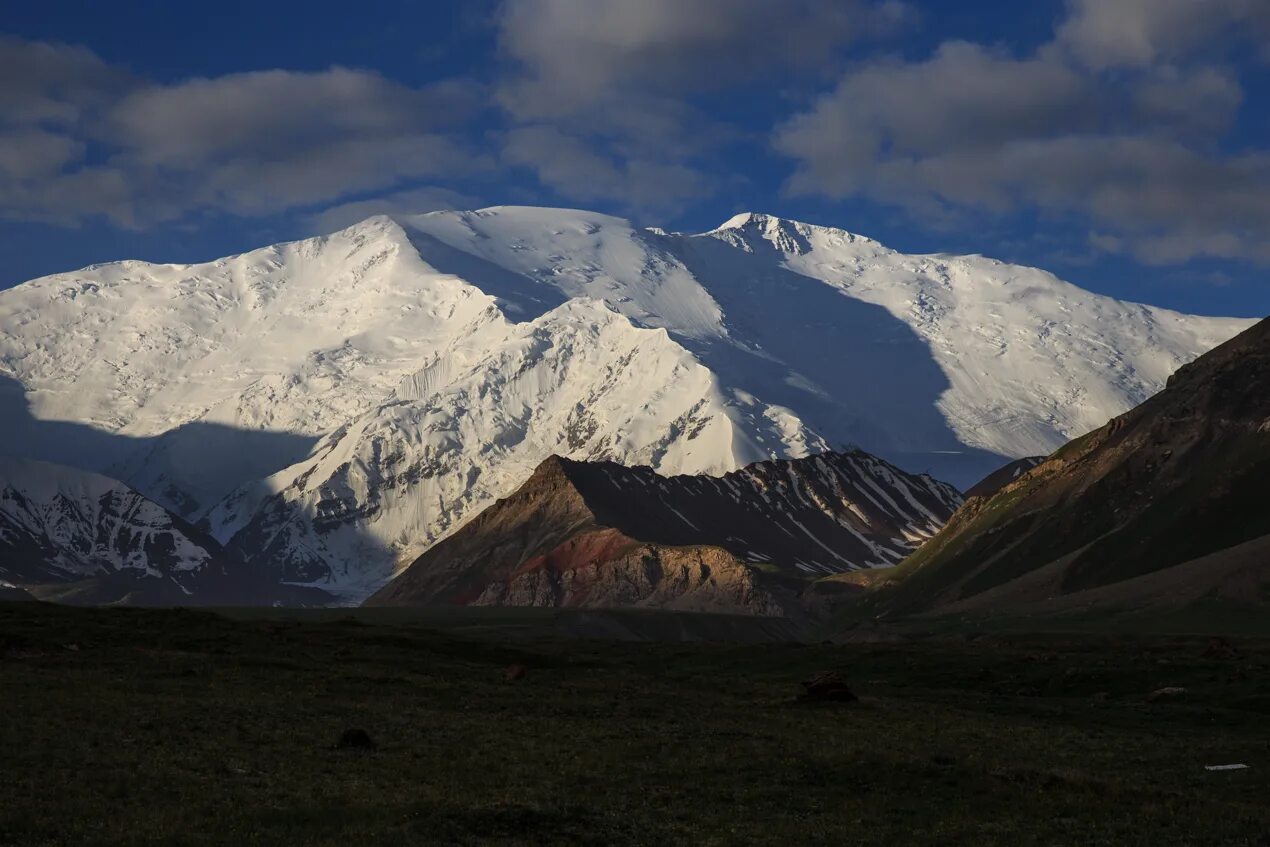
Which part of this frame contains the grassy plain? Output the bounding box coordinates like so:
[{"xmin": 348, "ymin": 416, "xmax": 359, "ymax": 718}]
[{"xmin": 2, "ymin": 602, "xmax": 1268, "ymax": 846}]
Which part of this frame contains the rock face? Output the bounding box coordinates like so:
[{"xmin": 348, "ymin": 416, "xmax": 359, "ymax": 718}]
[
  {"xmin": 366, "ymin": 450, "xmax": 962, "ymax": 616},
  {"xmin": 871, "ymin": 316, "xmax": 1270, "ymax": 620},
  {"xmin": 477, "ymin": 540, "xmax": 786, "ymax": 616}
]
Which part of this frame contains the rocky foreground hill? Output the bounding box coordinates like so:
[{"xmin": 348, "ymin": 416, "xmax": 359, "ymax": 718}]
[
  {"xmin": 862, "ymin": 315, "xmax": 1270, "ymax": 625},
  {"xmin": 367, "ymin": 450, "xmax": 961, "ymax": 616}
]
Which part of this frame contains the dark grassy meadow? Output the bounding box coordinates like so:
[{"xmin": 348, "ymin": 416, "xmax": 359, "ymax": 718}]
[{"xmin": 2, "ymin": 602, "xmax": 1269, "ymax": 846}]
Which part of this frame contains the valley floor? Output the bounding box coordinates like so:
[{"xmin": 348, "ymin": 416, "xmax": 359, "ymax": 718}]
[{"xmin": 2, "ymin": 603, "xmax": 1268, "ymax": 846}]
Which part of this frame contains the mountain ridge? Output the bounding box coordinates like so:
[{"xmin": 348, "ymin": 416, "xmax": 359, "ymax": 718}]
[
  {"xmin": 0, "ymin": 456, "xmax": 313, "ymax": 605},
  {"xmin": 864, "ymin": 315, "xmax": 1270, "ymax": 623},
  {"xmin": 366, "ymin": 448, "xmax": 962, "ymax": 615},
  {"xmin": 0, "ymin": 205, "xmax": 1254, "ymax": 603}
]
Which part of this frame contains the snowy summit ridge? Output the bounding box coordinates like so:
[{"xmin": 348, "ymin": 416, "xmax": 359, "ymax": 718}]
[{"xmin": 0, "ymin": 205, "xmax": 1253, "ymax": 601}]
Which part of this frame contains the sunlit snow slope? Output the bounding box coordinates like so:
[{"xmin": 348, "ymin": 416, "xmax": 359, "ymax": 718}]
[{"xmin": 0, "ymin": 206, "xmax": 1252, "ymax": 601}]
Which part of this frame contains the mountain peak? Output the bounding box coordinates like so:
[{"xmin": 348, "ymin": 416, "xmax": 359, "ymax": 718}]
[
  {"xmin": 528, "ymin": 453, "xmax": 580, "ymax": 480},
  {"xmin": 367, "ymin": 448, "xmax": 964, "ymax": 613},
  {"xmin": 710, "ymin": 211, "xmax": 884, "ymax": 256},
  {"xmin": 714, "ymin": 211, "xmax": 803, "ymax": 234},
  {"xmin": 716, "ymin": 211, "xmax": 768, "ymax": 230},
  {"xmin": 711, "ymin": 212, "xmax": 812, "ymax": 254}
]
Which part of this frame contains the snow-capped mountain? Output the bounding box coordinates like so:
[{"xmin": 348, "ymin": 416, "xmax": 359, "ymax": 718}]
[
  {"xmin": 0, "ymin": 457, "xmax": 234, "ymax": 601},
  {"xmin": 0, "ymin": 217, "xmax": 504, "ymax": 515},
  {"xmin": 0, "ymin": 206, "xmax": 1252, "ymax": 602}
]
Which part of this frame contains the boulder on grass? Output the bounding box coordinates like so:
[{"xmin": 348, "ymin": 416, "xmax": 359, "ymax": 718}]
[
  {"xmin": 800, "ymin": 671, "xmax": 858, "ymax": 702},
  {"xmin": 335, "ymin": 728, "xmax": 377, "ymax": 750}
]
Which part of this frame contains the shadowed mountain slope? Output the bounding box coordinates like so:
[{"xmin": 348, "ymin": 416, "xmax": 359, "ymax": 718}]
[
  {"xmin": 366, "ymin": 450, "xmax": 961, "ymax": 615},
  {"xmin": 866, "ymin": 316, "xmax": 1270, "ymax": 621},
  {"xmin": 0, "ymin": 457, "xmax": 329, "ymax": 606}
]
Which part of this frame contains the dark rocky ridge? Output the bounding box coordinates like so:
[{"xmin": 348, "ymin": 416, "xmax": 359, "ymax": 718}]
[
  {"xmin": 963, "ymin": 457, "xmax": 1045, "ymax": 499},
  {"xmin": 869, "ymin": 315, "xmax": 1270, "ymax": 620},
  {"xmin": 367, "ymin": 450, "xmax": 961, "ymax": 616}
]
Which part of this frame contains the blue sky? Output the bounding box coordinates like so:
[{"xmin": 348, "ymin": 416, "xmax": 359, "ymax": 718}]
[{"xmin": 2, "ymin": 0, "xmax": 1268, "ymax": 316}]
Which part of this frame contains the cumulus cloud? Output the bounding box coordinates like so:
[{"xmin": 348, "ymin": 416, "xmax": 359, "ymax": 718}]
[
  {"xmin": 778, "ymin": 42, "xmax": 1097, "ymax": 200},
  {"xmin": 5, "ymin": 0, "xmax": 1269, "ymax": 273},
  {"xmin": 0, "ymin": 39, "xmax": 486, "ymax": 227},
  {"xmin": 0, "ymin": 130, "xmax": 84, "ymax": 179},
  {"xmin": 503, "ymin": 125, "xmax": 712, "ymax": 215},
  {"xmin": 1056, "ymin": 0, "xmax": 1270, "ymax": 69},
  {"xmin": 305, "ymin": 186, "xmax": 483, "ymax": 234},
  {"xmin": 498, "ymin": 0, "xmax": 908, "ymax": 117},
  {"xmin": 0, "ymin": 167, "xmax": 135, "ymax": 227},
  {"xmin": 108, "ymin": 70, "xmax": 475, "ymax": 165},
  {"xmin": 1130, "ymin": 65, "xmax": 1243, "ymax": 139},
  {"xmin": 494, "ymin": 0, "xmax": 909, "ymax": 214},
  {"xmin": 107, "ymin": 70, "xmax": 486, "ymax": 219},
  {"xmin": 0, "ymin": 35, "xmax": 131, "ymax": 126},
  {"xmin": 776, "ymin": 0, "xmax": 1270, "ymax": 264}
]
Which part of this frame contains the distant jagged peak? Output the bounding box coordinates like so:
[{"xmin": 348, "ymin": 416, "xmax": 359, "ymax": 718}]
[
  {"xmin": 332, "ymin": 212, "xmax": 410, "ymax": 238},
  {"xmin": 714, "ymin": 211, "xmax": 782, "ymax": 231},
  {"xmin": 527, "ymin": 448, "xmax": 962, "ymax": 517},
  {"xmin": 365, "ymin": 444, "xmax": 964, "ymax": 612},
  {"xmin": 707, "ymin": 211, "xmax": 886, "ymax": 256}
]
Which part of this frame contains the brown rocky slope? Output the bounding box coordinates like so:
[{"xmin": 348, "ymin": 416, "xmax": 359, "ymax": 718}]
[
  {"xmin": 864, "ymin": 315, "xmax": 1270, "ymax": 622},
  {"xmin": 366, "ymin": 450, "xmax": 962, "ymax": 616}
]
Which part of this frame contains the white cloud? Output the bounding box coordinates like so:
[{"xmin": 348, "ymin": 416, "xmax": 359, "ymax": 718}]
[
  {"xmin": 4, "ymin": 2, "xmax": 1269, "ymax": 272},
  {"xmin": 503, "ymin": 125, "xmax": 712, "ymax": 216},
  {"xmin": 306, "ymin": 186, "xmax": 483, "ymax": 234},
  {"xmin": 107, "ymin": 69, "xmax": 476, "ymax": 165},
  {"xmin": 494, "ymin": 0, "xmax": 909, "ymax": 215},
  {"xmin": 0, "ymin": 35, "xmax": 130, "ymax": 126},
  {"xmin": 498, "ymin": 0, "xmax": 908, "ymax": 117},
  {"xmin": 0, "ymin": 40, "xmax": 487, "ymax": 227},
  {"xmin": 0, "ymin": 130, "xmax": 85, "ymax": 179},
  {"xmin": 1056, "ymin": 0, "xmax": 1270, "ymax": 69},
  {"xmin": 775, "ymin": 4, "xmax": 1270, "ymax": 265}
]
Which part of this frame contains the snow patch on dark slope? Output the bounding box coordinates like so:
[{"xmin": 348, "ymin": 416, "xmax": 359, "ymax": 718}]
[
  {"xmin": 0, "ymin": 457, "xmax": 335, "ymax": 605},
  {"xmin": 547, "ymin": 450, "xmax": 963, "ymax": 573},
  {"xmin": 0, "ymin": 457, "xmax": 214, "ymax": 582},
  {"xmin": 0, "ymin": 457, "xmax": 300, "ymax": 604}
]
